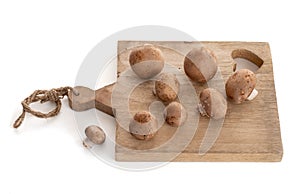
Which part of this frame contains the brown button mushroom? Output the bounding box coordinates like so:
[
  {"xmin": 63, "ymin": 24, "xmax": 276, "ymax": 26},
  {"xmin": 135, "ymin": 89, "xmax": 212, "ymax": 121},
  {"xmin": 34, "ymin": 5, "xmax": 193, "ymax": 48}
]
[
  {"xmin": 164, "ymin": 102, "xmax": 187, "ymax": 127},
  {"xmin": 154, "ymin": 73, "xmax": 179, "ymax": 102},
  {"xmin": 83, "ymin": 125, "xmax": 106, "ymax": 148},
  {"xmin": 129, "ymin": 111, "xmax": 158, "ymax": 140},
  {"xmin": 184, "ymin": 47, "xmax": 218, "ymax": 83},
  {"xmin": 225, "ymin": 69, "xmax": 257, "ymax": 104},
  {"xmin": 129, "ymin": 44, "xmax": 164, "ymax": 79},
  {"xmin": 198, "ymin": 88, "xmax": 227, "ymax": 119}
]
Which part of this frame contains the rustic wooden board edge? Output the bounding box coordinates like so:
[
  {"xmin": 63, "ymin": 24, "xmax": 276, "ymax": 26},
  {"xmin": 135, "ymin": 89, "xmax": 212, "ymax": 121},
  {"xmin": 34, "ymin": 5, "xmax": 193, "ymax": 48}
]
[{"xmin": 115, "ymin": 152, "xmax": 283, "ymax": 162}]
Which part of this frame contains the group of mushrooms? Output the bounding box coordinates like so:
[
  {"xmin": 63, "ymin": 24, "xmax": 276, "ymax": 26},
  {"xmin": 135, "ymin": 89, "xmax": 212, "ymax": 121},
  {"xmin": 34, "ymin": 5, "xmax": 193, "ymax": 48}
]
[{"xmin": 83, "ymin": 44, "xmax": 258, "ymax": 147}]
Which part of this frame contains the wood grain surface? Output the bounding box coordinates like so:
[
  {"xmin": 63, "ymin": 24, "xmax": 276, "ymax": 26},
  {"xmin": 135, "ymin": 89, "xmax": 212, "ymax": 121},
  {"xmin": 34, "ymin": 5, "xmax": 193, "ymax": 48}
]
[{"xmin": 114, "ymin": 41, "xmax": 283, "ymax": 162}]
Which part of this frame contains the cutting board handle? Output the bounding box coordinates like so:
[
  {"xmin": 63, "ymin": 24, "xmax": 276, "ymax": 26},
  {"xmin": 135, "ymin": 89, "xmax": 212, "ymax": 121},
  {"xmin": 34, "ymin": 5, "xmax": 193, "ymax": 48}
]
[{"xmin": 68, "ymin": 83, "xmax": 115, "ymax": 116}]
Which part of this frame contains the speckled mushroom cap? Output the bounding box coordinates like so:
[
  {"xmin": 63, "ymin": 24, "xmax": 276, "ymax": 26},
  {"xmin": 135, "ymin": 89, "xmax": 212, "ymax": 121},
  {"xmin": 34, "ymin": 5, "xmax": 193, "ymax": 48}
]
[
  {"xmin": 164, "ymin": 102, "xmax": 187, "ymax": 127},
  {"xmin": 129, "ymin": 44, "xmax": 164, "ymax": 79},
  {"xmin": 225, "ymin": 69, "xmax": 257, "ymax": 104},
  {"xmin": 85, "ymin": 125, "xmax": 106, "ymax": 144},
  {"xmin": 129, "ymin": 111, "xmax": 158, "ymax": 140},
  {"xmin": 184, "ymin": 47, "xmax": 218, "ymax": 83},
  {"xmin": 198, "ymin": 88, "xmax": 227, "ymax": 120},
  {"xmin": 154, "ymin": 73, "xmax": 179, "ymax": 102}
]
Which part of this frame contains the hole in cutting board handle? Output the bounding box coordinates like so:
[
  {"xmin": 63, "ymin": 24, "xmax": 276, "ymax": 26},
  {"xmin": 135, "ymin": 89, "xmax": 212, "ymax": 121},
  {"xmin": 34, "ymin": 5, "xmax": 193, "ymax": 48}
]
[{"xmin": 231, "ymin": 49, "xmax": 264, "ymax": 72}]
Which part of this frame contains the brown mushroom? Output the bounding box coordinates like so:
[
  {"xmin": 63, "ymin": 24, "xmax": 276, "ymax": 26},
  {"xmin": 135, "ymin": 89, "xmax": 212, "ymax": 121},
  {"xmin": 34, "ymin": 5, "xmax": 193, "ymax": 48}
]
[
  {"xmin": 154, "ymin": 73, "xmax": 179, "ymax": 102},
  {"xmin": 83, "ymin": 125, "xmax": 106, "ymax": 148},
  {"xmin": 164, "ymin": 102, "xmax": 187, "ymax": 127},
  {"xmin": 184, "ymin": 47, "xmax": 218, "ymax": 83},
  {"xmin": 225, "ymin": 69, "xmax": 257, "ymax": 104},
  {"xmin": 198, "ymin": 88, "xmax": 227, "ymax": 119},
  {"xmin": 129, "ymin": 44, "xmax": 164, "ymax": 79},
  {"xmin": 129, "ymin": 111, "xmax": 158, "ymax": 140}
]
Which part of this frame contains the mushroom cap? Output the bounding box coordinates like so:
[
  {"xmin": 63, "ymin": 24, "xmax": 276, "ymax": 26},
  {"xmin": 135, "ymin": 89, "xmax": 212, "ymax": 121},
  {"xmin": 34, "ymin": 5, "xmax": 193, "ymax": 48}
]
[
  {"xmin": 184, "ymin": 47, "xmax": 218, "ymax": 83},
  {"xmin": 129, "ymin": 44, "xmax": 164, "ymax": 79},
  {"xmin": 155, "ymin": 73, "xmax": 179, "ymax": 102},
  {"xmin": 129, "ymin": 111, "xmax": 158, "ymax": 140},
  {"xmin": 225, "ymin": 69, "xmax": 257, "ymax": 104},
  {"xmin": 199, "ymin": 88, "xmax": 227, "ymax": 119},
  {"xmin": 164, "ymin": 102, "xmax": 187, "ymax": 127},
  {"xmin": 85, "ymin": 125, "xmax": 106, "ymax": 144}
]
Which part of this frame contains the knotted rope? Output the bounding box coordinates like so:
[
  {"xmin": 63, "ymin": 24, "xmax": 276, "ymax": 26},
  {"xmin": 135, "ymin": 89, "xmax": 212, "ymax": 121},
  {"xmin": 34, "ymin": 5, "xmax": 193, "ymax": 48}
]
[{"xmin": 13, "ymin": 87, "xmax": 76, "ymax": 128}]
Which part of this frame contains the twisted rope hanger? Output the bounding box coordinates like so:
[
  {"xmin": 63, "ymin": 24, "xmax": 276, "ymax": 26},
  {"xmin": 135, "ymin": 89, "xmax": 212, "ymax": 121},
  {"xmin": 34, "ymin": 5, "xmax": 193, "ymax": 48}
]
[{"xmin": 13, "ymin": 87, "xmax": 78, "ymax": 128}]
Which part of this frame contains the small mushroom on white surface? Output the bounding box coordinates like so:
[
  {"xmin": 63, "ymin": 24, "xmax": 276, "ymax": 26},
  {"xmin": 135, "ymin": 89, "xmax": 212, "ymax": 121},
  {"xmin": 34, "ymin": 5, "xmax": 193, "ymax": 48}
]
[
  {"xmin": 154, "ymin": 73, "xmax": 179, "ymax": 102},
  {"xmin": 164, "ymin": 102, "xmax": 187, "ymax": 127},
  {"xmin": 184, "ymin": 47, "xmax": 218, "ymax": 83},
  {"xmin": 225, "ymin": 69, "xmax": 257, "ymax": 104},
  {"xmin": 83, "ymin": 125, "xmax": 106, "ymax": 148},
  {"xmin": 198, "ymin": 88, "xmax": 227, "ymax": 120},
  {"xmin": 129, "ymin": 44, "xmax": 164, "ymax": 79},
  {"xmin": 129, "ymin": 111, "xmax": 158, "ymax": 140}
]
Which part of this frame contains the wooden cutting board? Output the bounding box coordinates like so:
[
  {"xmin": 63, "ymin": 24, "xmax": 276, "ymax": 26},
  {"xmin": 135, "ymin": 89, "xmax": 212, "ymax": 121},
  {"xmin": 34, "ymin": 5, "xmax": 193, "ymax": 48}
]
[{"xmin": 69, "ymin": 41, "xmax": 283, "ymax": 162}]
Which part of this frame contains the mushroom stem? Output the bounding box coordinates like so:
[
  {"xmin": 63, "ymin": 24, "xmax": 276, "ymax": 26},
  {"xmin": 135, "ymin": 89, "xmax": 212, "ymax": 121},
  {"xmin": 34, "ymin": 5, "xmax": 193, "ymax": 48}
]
[
  {"xmin": 83, "ymin": 138, "xmax": 95, "ymax": 149},
  {"xmin": 246, "ymin": 88, "xmax": 258, "ymax": 101},
  {"xmin": 197, "ymin": 104, "xmax": 208, "ymax": 117},
  {"xmin": 152, "ymin": 88, "xmax": 156, "ymax": 96}
]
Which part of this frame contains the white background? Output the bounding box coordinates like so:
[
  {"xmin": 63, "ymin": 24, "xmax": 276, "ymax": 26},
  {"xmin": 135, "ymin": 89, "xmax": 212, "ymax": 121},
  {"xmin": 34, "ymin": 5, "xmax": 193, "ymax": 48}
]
[{"xmin": 1, "ymin": 0, "xmax": 299, "ymax": 193}]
